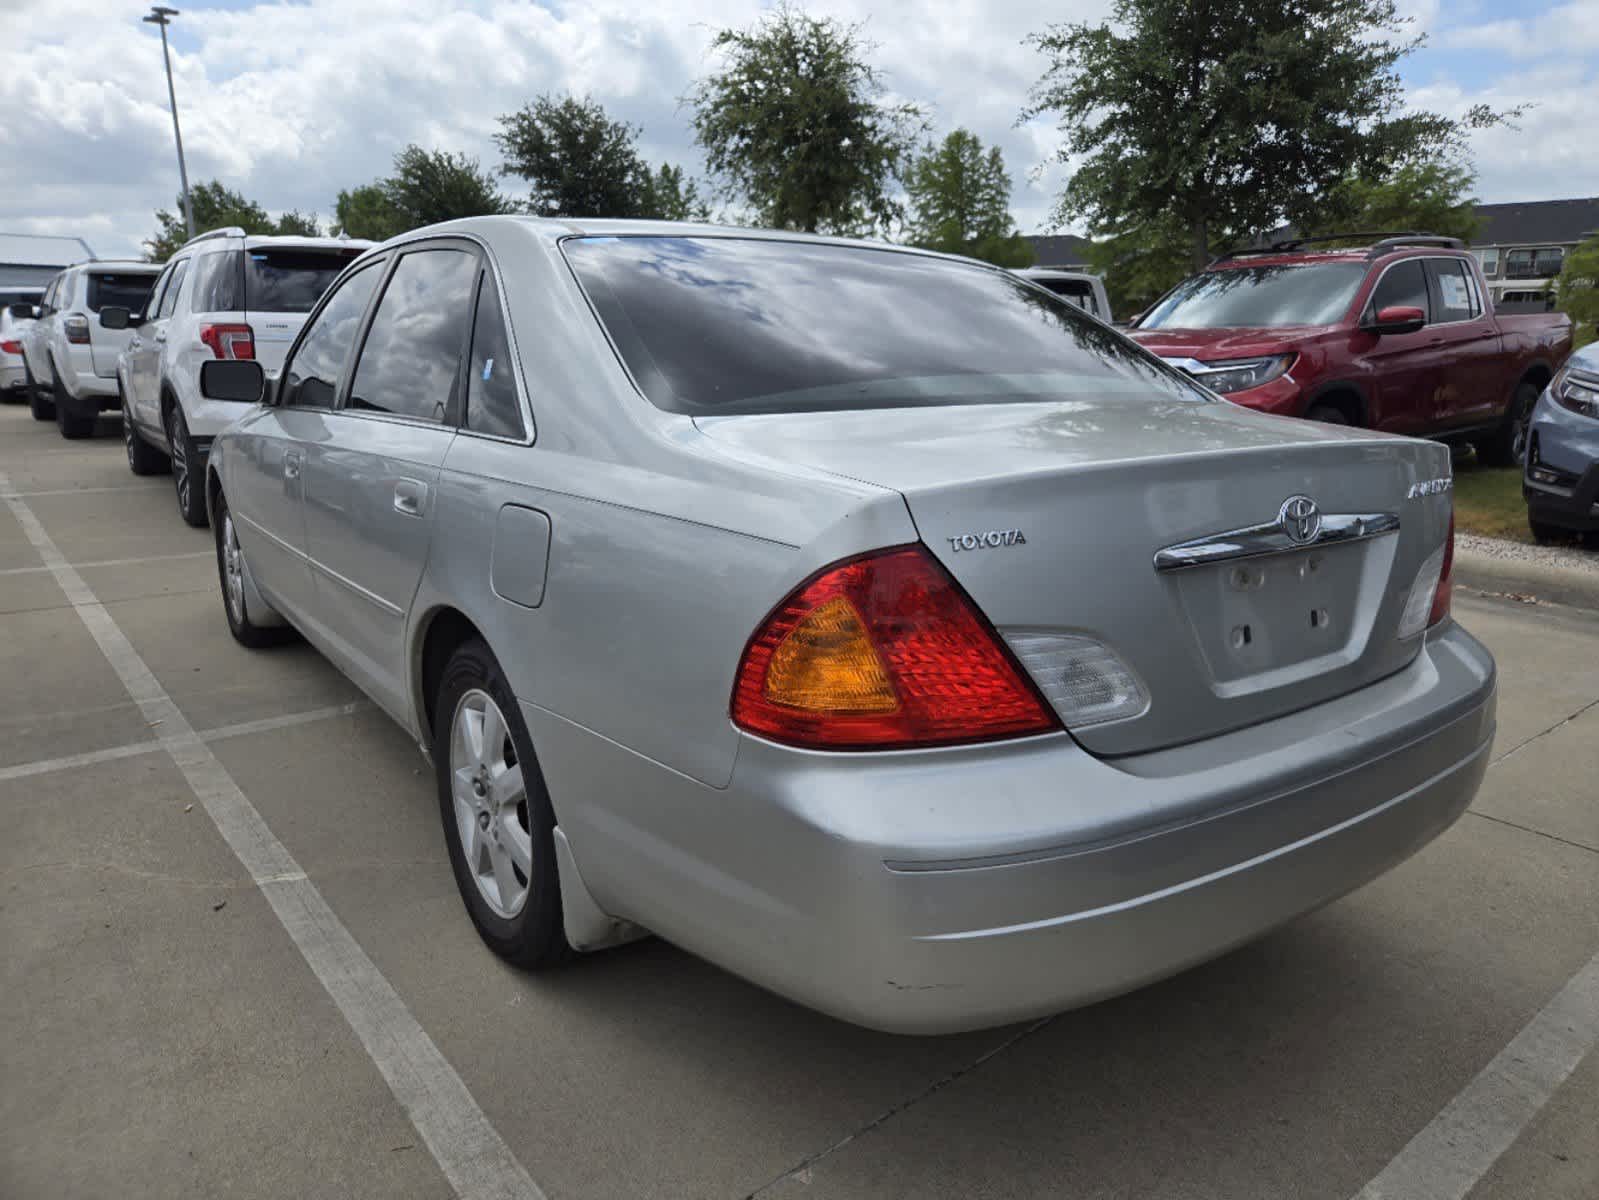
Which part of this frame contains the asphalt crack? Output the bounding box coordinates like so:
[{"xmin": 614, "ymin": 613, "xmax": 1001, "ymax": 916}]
[
  {"xmin": 1489, "ymin": 695, "xmax": 1599, "ymax": 767},
  {"xmin": 741, "ymin": 1015, "xmax": 1056, "ymax": 1198}
]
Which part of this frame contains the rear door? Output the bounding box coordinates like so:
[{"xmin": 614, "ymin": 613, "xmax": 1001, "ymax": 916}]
[
  {"xmin": 1423, "ymin": 257, "xmax": 1502, "ymax": 429},
  {"xmin": 299, "ymin": 243, "xmax": 477, "ymax": 716},
  {"xmin": 130, "ymin": 259, "xmax": 188, "ymax": 433},
  {"xmin": 1361, "ymin": 258, "xmax": 1441, "ymax": 434}
]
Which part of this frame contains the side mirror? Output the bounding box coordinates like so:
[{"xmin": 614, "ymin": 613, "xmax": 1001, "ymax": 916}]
[
  {"xmin": 8, "ymin": 303, "xmax": 39, "ymax": 319},
  {"xmin": 199, "ymin": 360, "xmax": 265, "ymax": 404},
  {"xmin": 1364, "ymin": 305, "xmax": 1426, "ymax": 336},
  {"xmin": 99, "ymin": 306, "xmax": 131, "ymax": 330}
]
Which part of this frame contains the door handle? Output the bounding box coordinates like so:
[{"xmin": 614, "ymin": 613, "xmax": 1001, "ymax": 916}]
[
  {"xmin": 154, "ymin": 330, "xmax": 167, "ymax": 344},
  {"xmin": 283, "ymin": 452, "xmax": 302, "ymax": 481},
  {"xmin": 393, "ymin": 479, "xmax": 428, "ymax": 518}
]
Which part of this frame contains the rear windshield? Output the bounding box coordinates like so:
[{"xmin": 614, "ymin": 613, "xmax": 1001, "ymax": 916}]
[
  {"xmin": 244, "ymin": 248, "xmax": 362, "ymax": 314},
  {"xmin": 1139, "ymin": 263, "xmax": 1367, "ymax": 329},
  {"xmin": 1033, "ymin": 278, "xmax": 1099, "ymax": 316},
  {"xmin": 85, "ymin": 273, "xmax": 157, "ymax": 313},
  {"xmin": 562, "ymin": 237, "xmax": 1202, "ymax": 416}
]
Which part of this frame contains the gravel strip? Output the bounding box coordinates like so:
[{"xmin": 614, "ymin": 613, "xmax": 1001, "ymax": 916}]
[{"xmin": 1456, "ymin": 532, "xmax": 1599, "ymax": 573}]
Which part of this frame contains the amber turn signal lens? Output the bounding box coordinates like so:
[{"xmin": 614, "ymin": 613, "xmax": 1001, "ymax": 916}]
[{"xmin": 764, "ymin": 596, "xmax": 898, "ymax": 714}]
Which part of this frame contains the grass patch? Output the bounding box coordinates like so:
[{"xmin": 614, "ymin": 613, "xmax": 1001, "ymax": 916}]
[{"xmin": 1452, "ymin": 456, "xmax": 1531, "ymax": 544}]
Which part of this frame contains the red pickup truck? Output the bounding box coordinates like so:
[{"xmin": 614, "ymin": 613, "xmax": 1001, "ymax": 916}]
[{"xmin": 1130, "ymin": 236, "xmax": 1573, "ymax": 463}]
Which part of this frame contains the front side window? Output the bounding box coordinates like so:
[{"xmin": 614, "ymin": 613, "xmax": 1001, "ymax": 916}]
[
  {"xmin": 1036, "ymin": 279, "xmax": 1099, "ymax": 317},
  {"xmin": 1368, "ymin": 260, "xmax": 1430, "ymax": 322},
  {"xmin": 465, "ymin": 272, "xmax": 524, "ymax": 439},
  {"xmin": 564, "ymin": 237, "xmax": 1200, "ymax": 416},
  {"xmin": 1427, "ymin": 259, "xmax": 1479, "ymax": 322},
  {"xmin": 87, "ymin": 271, "xmax": 157, "ymax": 314},
  {"xmin": 281, "ymin": 262, "xmax": 381, "ymax": 409},
  {"xmin": 140, "ymin": 267, "xmax": 173, "ymax": 321},
  {"xmin": 155, "ymin": 261, "xmax": 189, "ymax": 319},
  {"xmin": 347, "ymin": 248, "xmax": 478, "ymax": 424}
]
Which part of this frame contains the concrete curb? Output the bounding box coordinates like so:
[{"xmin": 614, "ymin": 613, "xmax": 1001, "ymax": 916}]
[{"xmin": 1454, "ymin": 549, "xmax": 1599, "ymax": 611}]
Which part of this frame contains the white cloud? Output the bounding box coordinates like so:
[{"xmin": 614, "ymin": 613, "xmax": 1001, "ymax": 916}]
[
  {"xmin": 1438, "ymin": 1, "xmax": 1599, "ymax": 57},
  {"xmin": 0, "ymin": 0, "xmax": 1591, "ymax": 261}
]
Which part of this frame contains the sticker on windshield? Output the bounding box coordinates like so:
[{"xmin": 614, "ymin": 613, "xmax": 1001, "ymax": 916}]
[{"xmin": 1440, "ymin": 273, "xmax": 1469, "ymax": 310}]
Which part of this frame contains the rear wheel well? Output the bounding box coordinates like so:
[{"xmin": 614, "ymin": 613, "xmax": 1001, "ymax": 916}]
[
  {"xmin": 160, "ymin": 387, "xmax": 178, "ymax": 428},
  {"xmin": 419, "ymin": 608, "xmax": 486, "ymax": 737},
  {"xmin": 1306, "ymin": 388, "xmax": 1364, "ymax": 426}
]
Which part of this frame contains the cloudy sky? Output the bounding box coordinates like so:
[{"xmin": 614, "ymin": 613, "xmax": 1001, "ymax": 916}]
[{"xmin": 2, "ymin": 0, "xmax": 1595, "ymax": 260}]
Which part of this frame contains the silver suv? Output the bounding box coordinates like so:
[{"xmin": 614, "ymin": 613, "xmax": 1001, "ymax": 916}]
[
  {"xmin": 101, "ymin": 227, "xmax": 371, "ymax": 525},
  {"xmin": 19, "ymin": 261, "xmax": 161, "ymax": 436}
]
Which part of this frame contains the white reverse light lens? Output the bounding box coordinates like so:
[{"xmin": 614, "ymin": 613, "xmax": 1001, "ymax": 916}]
[
  {"xmin": 1003, "ymin": 634, "xmax": 1149, "ymax": 727},
  {"xmin": 1398, "ymin": 544, "xmax": 1444, "ymax": 640}
]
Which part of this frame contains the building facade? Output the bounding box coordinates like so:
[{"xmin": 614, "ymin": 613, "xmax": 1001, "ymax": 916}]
[{"xmin": 1467, "ymin": 198, "xmax": 1599, "ymax": 313}]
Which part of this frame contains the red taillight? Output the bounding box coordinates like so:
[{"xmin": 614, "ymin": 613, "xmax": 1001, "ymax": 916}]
[
  {"xmin": 200, "ymin": 323, "xmax": 255, "ymax": 360},
  {"xmin": 0, "ymin": 339, "xmax": 21, "ymax": 355},
  {"xmin": 1429, "ymin": 510, "xmax": 1454, "ymax": 627},
  {"xmin": 732, "ymin": 544, "xmax": 1059, "ymax": 750},
  {"xmin": 64, "ymin": 315, "xmax": 90, "ymax": 344}
]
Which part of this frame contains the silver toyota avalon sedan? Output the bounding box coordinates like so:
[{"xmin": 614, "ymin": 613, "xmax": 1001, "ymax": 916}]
[{"xmin": 200, "ymin": 217, "xmax": 1496, "ymax": 1035}]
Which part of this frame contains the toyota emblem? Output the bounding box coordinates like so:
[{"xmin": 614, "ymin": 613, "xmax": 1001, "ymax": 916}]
[{"xmin": 1279, "ymin": 495, "xmax": 1322, "ymax": 545}]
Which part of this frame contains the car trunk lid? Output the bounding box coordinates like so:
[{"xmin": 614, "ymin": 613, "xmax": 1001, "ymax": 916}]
[{"xmin": 696, "ymin": 399, "xmax": 1453, "ymax": 756}]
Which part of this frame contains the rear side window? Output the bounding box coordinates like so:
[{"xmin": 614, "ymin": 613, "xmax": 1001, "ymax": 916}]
[
  {"xmin": 190, "ymin": 251, "xmax": 244, "ymax": 313},
  {"xmin": 347, "ymin": 248, "xmax": 477, "ymax": 424},
  {"xmin": 156, "ymin": 261, "xmax": 189, "ymax": 319},
  {"xmin": 1368, "ymin": 260, "xmax": 1429, "ymax": 322},
  {"xmin": 245, "ymin": 248, "xmax": 360, "ymax": 314},
  {"xmin": 282, "ymin": 263, "xmax": 381, "ymax": 409},
  {"xmin": 564, "ymin": 237, "xmax": 1201, "ymax": 415},
  {"xmin": 86, "ymin": 272, "xmax": 157, "ymax": 314},
  {"xmin": 1037, "ymin": 279, "xmax": 1099, "ymax": 316},
  {"xmin": 465, "ymin": 273, "xmax": 524, "ymax": 439},
  {"xmin": 1426, "ymin": 259, "xmax": 1479, "ymax": 322}
]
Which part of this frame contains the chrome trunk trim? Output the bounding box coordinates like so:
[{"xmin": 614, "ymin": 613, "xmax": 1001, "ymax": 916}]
[{"xmin": 1154, "ymin": 512, "xmax": 1400, "ymax": 572}]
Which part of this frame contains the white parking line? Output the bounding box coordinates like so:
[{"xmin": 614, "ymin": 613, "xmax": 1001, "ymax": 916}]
[
  {"xmin": 0, "ymin": 701, "xmax": 368, "ymax": 783},
  {"xmin": 0, "ymin": 550, "xmax": 211, "ymax": 577},
  {"xmin": 0, "ymin": 484, "xmax": 161, "ymax": 498},
  {"xmin": 1354, "ymin": 948, "xmax": 1599, "ymax": 1200},
  {"xmin": 0, "ymin": 472, "xmax": 544, "ymax": 1200}
]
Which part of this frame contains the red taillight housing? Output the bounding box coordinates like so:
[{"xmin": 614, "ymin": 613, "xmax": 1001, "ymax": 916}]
[
  {"xmin": 0, "ymin": 339, "xmax": 21, "ymax": 355},
  {"xmin": 1429, "ymin": 510, "xmax": 1454, "ymax": 627},
  {"xmin": 64, "ymin": 315, "xmax": 90, "ymax": 344},
  {"xmin": 200, "ymin": 323, "xmax": 255, "ymax": 360},
  {"xmin": 732, "ymin": 545, "xmax": 1059, "ymax": 750}
]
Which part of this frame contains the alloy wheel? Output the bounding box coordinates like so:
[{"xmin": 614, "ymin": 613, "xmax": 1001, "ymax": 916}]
[
  {"xmin": 170, "ymin": 415, "xmax": 190, "ymax": 512},
  {"xmin": 221, "ymin": 513, "xmax": 245, "ymax": 623},
  {"xmin": 1511, "ymin": 398, "xmax": 1532, "ymax": 463},
  {"xmin": 449, "ymin": 689, "xmax": 532, "ymax": 918},
  {"xmin": 122, "ymin": 398, "xmax": 136, "ymax": 469}
]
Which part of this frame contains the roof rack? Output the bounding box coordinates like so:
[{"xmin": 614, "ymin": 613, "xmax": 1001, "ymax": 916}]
[
  {"xmin": 177, "ymin": 226, "xmax": 248, "ymax": 251},
  {"xmin": 1210, "ymin": 231, "xmax": 1467, "ymax": 265}
]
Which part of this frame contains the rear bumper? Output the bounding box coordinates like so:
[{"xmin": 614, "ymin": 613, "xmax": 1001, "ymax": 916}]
[
  {"xmin": 541, "ymin": 620, "xmax": 1496, "ymax": 1034},
  {"xmin": 1, "ymin": 363, "xmax": 24, "ymax": 392}
]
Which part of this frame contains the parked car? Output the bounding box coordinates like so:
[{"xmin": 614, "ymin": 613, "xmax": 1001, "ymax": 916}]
[
  {"xmin": 1130, "ymin": 235, "xmax": 1573, "ymax": 463},
  {"xmin": 1015, "ymin": 267, "xmax": 1111, "ymax": 321},
  {"xmin": 100, "ymin": 227, "xmax": 372, "ymax": 525},
  {"xmin": 1, "ymin": 297, "xmax": 39, "ymax": 403},
  {"xmin": 19, "ymin": 260, "xmax": 161, "ymax": 436},
  {"xmin": 201, "ymin": 218, "xmax": 1495, "ymax": 1035},
  {"xmin": 1524, "ymin": 341, "xmax": 1599, "ymax": 543}
]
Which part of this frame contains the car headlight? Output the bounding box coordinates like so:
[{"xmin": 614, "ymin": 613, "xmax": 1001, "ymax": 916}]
[
  {"xmin": 1190, "ymin": 355, "xmax": 1295, "ymax": 395},
  {"xmin": 1552, "ymin": 365, "xmax": 1599, "ymax": 418}
]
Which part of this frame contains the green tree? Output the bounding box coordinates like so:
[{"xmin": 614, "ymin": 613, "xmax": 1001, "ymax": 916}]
[
  {"xmin": 1084, "ymin": 217, "xmax": 1193, "ymax": 321},
  {"xmin": 1557, "ymin": 232, "xmax": 1599, "ymax": 350},
  {"xmin": 333, "ymin": 183, "xmax": 409, "ymax": 241},
  {"xmin": 689, "ymin": 4, "xmax": 927, "ymax": 234},
  {"xmin": 496, "ymin": 93, "xmax": 656, "ymax": 217},
  {"xmin": 333, "ymin": 146, "xmax": 514, "ymax": 242},
  {"xmin": 1025, "ymin": 0, "xmax": 1516, "ymax": 269},
  {"xmin": 641, "ymin": 163, "xmax": 713, "ymax": 222},
  {"xmin": 273, "ymin": 209, "xmax": 324, "ymax": 238},
  {"xmin": 145, "ymin": 181, "xmax": 272, "ymax": 260},
  {"xmin": 1321, "ymin": 161, "xmax": 1483, "ymax": 243},
  {"xmin": 904, "ymin": 130, "xmax": 1032, "ymax": 266}
]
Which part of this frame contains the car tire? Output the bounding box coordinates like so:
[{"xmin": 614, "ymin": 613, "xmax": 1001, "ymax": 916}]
[
  {"xmin": 1478, "ymin": 382, "xmax": 1540, "ymax": 468},
  {"xmin": 1306, "ymin": 404, "xmax": 1350, "ymax": 425},
  {"xmin": 166, "ymin": 405, "xmax": 209, "ymax": 527},
  {"xmin": 122, "ymin": 387, "xmax": 169, "ymax": 476},
  {"xmin": 51, "ymin": 367, "xmax": 95, "ymax": 439},
  {"xmin": 433, "ymin": 638, "xmax": 572, "ymax": 969},
  {"xmin": 212, "ymin": 490, "xmax": 287, "ymax": 649},
  {"xmin": 1528, "ymin": 517, "xmax": 1564, "ymax": 546},
  {"xmin": 26, "ymin": 361, "xmax": 55, "ymax": 422}
]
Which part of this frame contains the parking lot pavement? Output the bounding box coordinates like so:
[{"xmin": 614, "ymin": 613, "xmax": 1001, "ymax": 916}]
[{"xmin": 2, "ymin": 403, "xmax": 1595, "ymax": 1200}]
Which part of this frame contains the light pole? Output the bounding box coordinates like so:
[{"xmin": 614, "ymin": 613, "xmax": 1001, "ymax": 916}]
[{"xmin": 143, "ymin": 6, "xmax": 194, "ymax": 241}]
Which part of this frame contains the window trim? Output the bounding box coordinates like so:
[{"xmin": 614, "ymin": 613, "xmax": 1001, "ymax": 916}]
[
  {"xmin": 274, "ymin": 254, "xmax": 389, "ymax": 412},
  {"xmin": 142, "ymin": 263, "xmax": 176, "ymax": 324},
  {"xmin": 335, "ymin": 239, "xmax": 480, "ymax": 431},
  {"xmin": 1362, "ymin": 255, "xmax": 1489, "ymax": 330}
]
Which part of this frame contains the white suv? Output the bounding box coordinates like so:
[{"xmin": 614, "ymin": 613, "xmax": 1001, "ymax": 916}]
[
  {"xmin": 20, "ymin": 261, "xmax": 162, "ymax": 436},
  {"xmin": 103, "ymin": 227, "xmax": 372, "ymax": 525}
]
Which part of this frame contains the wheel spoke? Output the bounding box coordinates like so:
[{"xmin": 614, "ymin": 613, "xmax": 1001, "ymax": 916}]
[
  {"xmin": 489, "ymin": 762, "xmax": 523, "ymax": 810},
  {"xmin": 480, "ymin": 703, "xmax": 505, "ymax": 766},
  {"xmin": 500, "ymin": 814, "xmax": 533, "ymax": 878},
  {"xmin": 489, "ymin": 838, "xmax": 521, "ymax": 909},
  {"xmin": 458, "ymin": 705, "xmax": 484, "ymax": 766}
]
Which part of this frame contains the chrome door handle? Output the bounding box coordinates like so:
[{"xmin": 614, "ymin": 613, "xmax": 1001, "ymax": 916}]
[
  {"xmin": 154, "ymin": 331, "xmax": 167, "ymax": 344},
  {"xmin": 283, "ymin": 452, "xmax": 302, "ymax": 481},
  {"xmin": 393, "ymin": 479, "xmax": 428, "ymax": 518}
]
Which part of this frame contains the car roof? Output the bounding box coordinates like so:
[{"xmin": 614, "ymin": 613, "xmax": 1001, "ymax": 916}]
[
  {"xmin": 234, "ymin": 234, "xmax": 376, "ymax": 252},
  {"xmin": 66, "ymin": 259, "xmax": 161, "ymax": 272}
]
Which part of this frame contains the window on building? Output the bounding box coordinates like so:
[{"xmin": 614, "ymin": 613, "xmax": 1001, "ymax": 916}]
[
  {"xmin": 1505, "ymin": 247, "xmax": 1566, "ymax": 280},
  {"xmin": 1475, "ymin": 248, "xmax": 1500, "ymax": 278}
]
